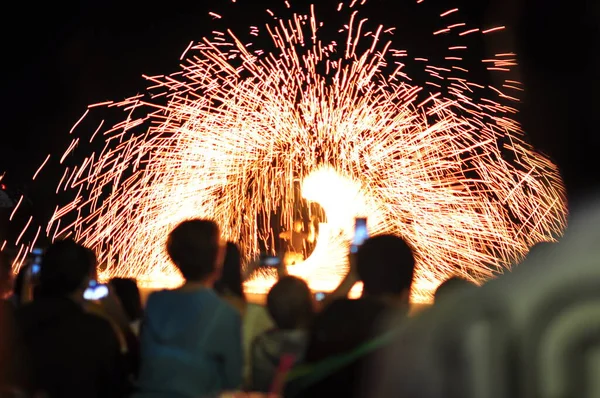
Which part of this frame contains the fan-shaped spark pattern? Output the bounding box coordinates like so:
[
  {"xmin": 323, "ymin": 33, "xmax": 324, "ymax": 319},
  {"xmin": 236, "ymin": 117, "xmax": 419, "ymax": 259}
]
[{"xmin": 33, "ymin": 1, "xmax": 565, "ymax": 302}]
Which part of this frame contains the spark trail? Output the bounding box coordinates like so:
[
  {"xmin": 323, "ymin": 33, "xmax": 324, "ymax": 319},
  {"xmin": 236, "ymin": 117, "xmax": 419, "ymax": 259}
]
[{"xmin": 15, "ymin": 0, "xmax": 567, "ymax": 302}]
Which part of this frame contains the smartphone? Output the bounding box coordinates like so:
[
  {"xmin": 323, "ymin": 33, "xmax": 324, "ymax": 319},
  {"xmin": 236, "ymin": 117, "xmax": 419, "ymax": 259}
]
[
  {"xmin": 351, "ymin": 217, "xmax": 369, "ymax": 253},
  {"xmin": 31, "ymin": 264, "xmax": 41, "ymax": 276},
  {"xmin": 83, "ymin": 281, "xmax": 109, "ymax": 300},
  {"xmin": 260, "ymin": 254, "xmax": 281, "ymax": 268},
  {"xmin": 30, "ymin": 248, "xmax": 44, "ymax": 276},
  {"xmin": 314, "ymin": 292, "xmax": 327, "ymax": 302}
]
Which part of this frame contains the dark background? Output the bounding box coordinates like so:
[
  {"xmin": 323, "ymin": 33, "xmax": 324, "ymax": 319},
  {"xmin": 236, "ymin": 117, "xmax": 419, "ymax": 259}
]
[{"xmin": 0, "ymin": 0, "xmax": 598, "ymax": 240}]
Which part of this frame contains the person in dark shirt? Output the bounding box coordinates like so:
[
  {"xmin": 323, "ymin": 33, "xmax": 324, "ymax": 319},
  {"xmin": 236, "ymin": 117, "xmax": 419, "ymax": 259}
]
[
  {"xmin": 284, "ymin": 298, "xmax": 390, "ymax": 398},
  {"xmin": 0, "ymin": 299, "xmax": 30, "ymax": 397},
  {"xmin": 110, "ymin": 277, "xmax": 144, "ymax": 335},
  {"xmin": 285, "ymin": 234, "xmax": 416, "ymax": 397},
  {"xmin": 15, "ymin": 239, "xmax": 128, "ymax": 398}
]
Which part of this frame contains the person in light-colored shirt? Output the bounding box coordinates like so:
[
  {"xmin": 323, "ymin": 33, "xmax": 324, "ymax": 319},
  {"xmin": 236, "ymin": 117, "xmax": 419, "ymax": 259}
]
[{"xmin": 135, "ymin": 220, "xmax": 243, "ymax": 398}]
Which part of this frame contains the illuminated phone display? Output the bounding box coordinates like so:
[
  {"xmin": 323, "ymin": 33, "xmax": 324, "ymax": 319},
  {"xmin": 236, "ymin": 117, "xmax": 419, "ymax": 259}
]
[
  {"xmin": 83, "ymin": 281, "xmax": 109, "ymax": 300},
  {"xmin": 351, "ymin": 217, "xmax": 369, "ymax": 253}
]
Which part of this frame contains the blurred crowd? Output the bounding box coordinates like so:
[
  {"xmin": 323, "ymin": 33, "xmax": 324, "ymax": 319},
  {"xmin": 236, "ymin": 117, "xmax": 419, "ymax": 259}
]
[
  {"xmin": 0, "ymin": 217, "xmax": 479, "ymax": 398},
  {"xmin": 1, "ymin": 204, "xmax": 600, "ymax": 398}
]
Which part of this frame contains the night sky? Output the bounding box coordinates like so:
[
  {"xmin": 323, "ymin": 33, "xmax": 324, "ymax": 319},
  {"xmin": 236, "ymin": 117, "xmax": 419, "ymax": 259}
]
[{"xmin": 1, "ymin": 0, "xmax": 598, "ymax": 239}]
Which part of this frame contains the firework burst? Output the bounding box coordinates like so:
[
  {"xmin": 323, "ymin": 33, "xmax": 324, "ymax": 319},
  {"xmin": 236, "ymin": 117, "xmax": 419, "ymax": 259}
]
[{"xmin": 18, "ymin": 0, "xmax": 567, "ymax": 302}]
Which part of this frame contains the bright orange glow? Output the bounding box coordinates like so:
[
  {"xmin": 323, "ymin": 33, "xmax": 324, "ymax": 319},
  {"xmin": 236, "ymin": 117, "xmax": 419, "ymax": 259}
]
[{"xmin": 11, "ymin": 0, "xmax": 567, "ymax": 303}]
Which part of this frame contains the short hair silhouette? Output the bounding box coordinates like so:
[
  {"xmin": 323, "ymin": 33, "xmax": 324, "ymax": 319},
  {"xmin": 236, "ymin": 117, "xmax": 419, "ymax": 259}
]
[
  {"xmin": 267, "ymin": 276, "xmax": 313, "ymax": 330},
  {"xmin": 167, "ymin": 219, "xmax": 220, "ymax": 282},
  {"xmin": 434, "ymin": 276, "xmax": 476, "ymax": 303},
  {"xmin": 356, "ymin": 234, "xmax": 415, "ymax": 297},
  {"xmin": 40, "ymin": 239, "xmax": 93, "ymax": 297},
  {"xmin": 110, "ymin": 278, "xmax": 143, "ymax": 322}
]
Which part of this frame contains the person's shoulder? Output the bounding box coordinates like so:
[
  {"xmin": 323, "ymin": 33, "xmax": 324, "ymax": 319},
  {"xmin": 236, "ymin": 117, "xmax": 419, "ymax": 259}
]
[
  {"xmin": 16, "ymin": 299, "xmax": 118, "ymax": 341},
  {"xmin": 216, "ymin": 294, "xmax": 242, "ymax": 319},
  {"xmin": 75, "ymin": 311, "xmax": 127, "ymax": 355},
  {"xmin": 15, "ymin": 298, "xmax": 73, "ymax": 325},
  {"xmin": 252, "ymin": 327, "xmax": 282, "ymax": 345},
  {"xmin": 146, "ymin": 288, "xmax": 170, "ymax": 303},
  {"xmin": 144, "ymin": 288, "xmax": 187, "ymax": 310},
  {"xmin": 15, "ymin": 298, "xmax": 49, "ymax": 313}
]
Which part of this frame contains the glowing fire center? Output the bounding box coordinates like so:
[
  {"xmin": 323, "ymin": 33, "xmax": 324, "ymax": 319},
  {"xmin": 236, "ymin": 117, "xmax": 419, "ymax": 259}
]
[{"xmin": 245, "ymin": 166, "xmax": 377, "ymax": 296}]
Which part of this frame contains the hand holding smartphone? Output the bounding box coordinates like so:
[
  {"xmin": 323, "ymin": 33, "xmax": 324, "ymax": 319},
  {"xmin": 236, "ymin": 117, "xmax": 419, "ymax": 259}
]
[
  {"xmin": 259, "ymin": 253, "xmax": 288, "ymax": 279},
  {"xmin": 29, "ymin": 247, "xmax": 44, "ymax": 277},
  {"xmin": 259, "ymin": 254, "xmax": 281, "ymax": 268},
  {"xmin": 83, "ymin": 280, "xmax": 109, "ymax": 301},
  {"xmin": 314, "ymin": 292, "xmax": 327, "ymax": 302},
  {"xmin": 350, "ymin": 217, "xmax": 368, "ymax": 254}
]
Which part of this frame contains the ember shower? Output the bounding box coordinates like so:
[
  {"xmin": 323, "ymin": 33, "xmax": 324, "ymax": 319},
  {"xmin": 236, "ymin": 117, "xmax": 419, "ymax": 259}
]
[{"xmin": 20, "ymin": 0, "xmax": 567, "ymax": 302}]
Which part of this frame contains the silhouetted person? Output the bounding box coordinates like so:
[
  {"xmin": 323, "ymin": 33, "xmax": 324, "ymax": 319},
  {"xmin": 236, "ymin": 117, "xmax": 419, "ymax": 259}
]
[
  {"xmin": 434, "ymin": 276, "xmax": 477, "ymax": 303},
  {"xmin": 214, "ymin": 242, "xmax": 273, "ymax": 386},
  {"xmin": 134, "ymin": 219, "xmax": 243, "ymax": 398},
  {"xmin": 356, "ymin": 234, "xmax": 416, "ymax": 311},
  {"xmin": 250, "ymin": 276, "xmax": 314, "ymax": 392},
  {"xmin": 284, "ymin": 298, "xmax": 389, "ymax": 398},
  {"xmin": 0, "ymin": 251, "xmax": 29, "ymax": 396},
  {"xmin": 15, "ymin": 239, "xmax": 128, "ymax": 398},
  {"xmin": 325, "ymin": 234, "xmax": 416, "ymax": 313},
  {"xmin": 82, "ymin": 251, "xmax": 139, "ymax": 383},
  {"xmin": 0, "ymin": 252, "xmax": 29, "ymax": 396},
  {"xmin": 214, "ymin": 242, "xmax": 246, "ymax": 303},
  {"xmin": 110, "ymin": 278, "xmax": 143, "ymax": 335},
  {"xmin": 284, "ymin": 234, "xmax": 417, "ymax": 396},
  {"xmin": 0, "ymin": 299, "xmax": 30, "ymax": 397}
]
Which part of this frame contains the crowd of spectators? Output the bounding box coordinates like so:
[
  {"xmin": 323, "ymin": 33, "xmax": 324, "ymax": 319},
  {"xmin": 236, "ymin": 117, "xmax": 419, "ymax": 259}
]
[{"xmin": 1, "ymin": 209, "xmax": 595, "ymax": 398}]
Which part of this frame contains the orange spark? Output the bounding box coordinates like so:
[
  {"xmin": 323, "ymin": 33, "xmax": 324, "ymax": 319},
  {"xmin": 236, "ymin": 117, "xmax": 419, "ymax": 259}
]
[
  {"xmin": 16, "ymin": 1, "xmax": 566, "ymax": 303},
  {"xmin": 483, "ymin": 26, "xmax": 506, "ymax": 34},
  {"xmin": 32, "ymin": 154, "xmax": 51, "ymax": 181},
  {"xmin": 89, "ymin": 101, "xmax": 114, "ymax": 109},
  {"xmin": 69, "ymin": 109, "xmax": 89, "ymax": 134},
  {"xmin": 16, "ymin": 216, "xmax": 32, "ymax": 246},
  {"xmin": 459, "ymin": 28, "xmax": 480, "ymax": 36},
  {"xmin": 441, "ymin": 8, "xmax": 459, "ymax": 17},
  {"xmin": 9, "ymin": 195, "xmax": 24, "ymax": 221}
]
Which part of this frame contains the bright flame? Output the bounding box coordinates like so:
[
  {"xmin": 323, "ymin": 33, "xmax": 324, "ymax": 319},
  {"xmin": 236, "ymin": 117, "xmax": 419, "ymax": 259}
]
[
  {"xmin": 301, "ymin": 166, "xmax": 379, "ymax": 235},
  {"xmin": 247, "ymin": 166, "xmax": 376, "ymax": 296}
]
